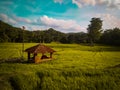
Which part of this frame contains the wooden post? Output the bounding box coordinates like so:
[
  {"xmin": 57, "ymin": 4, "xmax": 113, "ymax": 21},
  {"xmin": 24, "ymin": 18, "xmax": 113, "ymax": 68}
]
[
  {"xmin": 50, "ymin": 53, "xmax": 52, "ymax": 58},
  {"xmin": 22, "ymin": 26, "xmax": 25, "ymax": 59},
  {"xmin": 33, "ymin": 53, "xmax": 37, "ymax": 60},
  {"xmin": 28, "ymin": 52, "xmax": 30, "ymax": 61}
]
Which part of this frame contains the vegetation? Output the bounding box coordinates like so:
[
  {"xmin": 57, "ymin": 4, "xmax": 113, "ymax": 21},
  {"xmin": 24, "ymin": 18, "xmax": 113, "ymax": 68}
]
[
  {"xmin": 87, "ymin": 18, "xmax": 103, "ymax": 45},
  {"xmin": 100, "ymin": 28, "xmax": 120, "ymax": 46},
  {"xmin": 1, "ymin": 20, "xmax": 120, "ymax": 46},
  {"xmin": 0, "ymin": 43, "xmax": 120, "ymax": 90}
]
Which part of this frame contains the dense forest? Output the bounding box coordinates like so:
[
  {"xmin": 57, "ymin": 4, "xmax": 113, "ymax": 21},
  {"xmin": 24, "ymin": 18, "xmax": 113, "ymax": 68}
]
[{"xmin": 0, "ymin": 20, "xmax": 120, "ymax": 46}]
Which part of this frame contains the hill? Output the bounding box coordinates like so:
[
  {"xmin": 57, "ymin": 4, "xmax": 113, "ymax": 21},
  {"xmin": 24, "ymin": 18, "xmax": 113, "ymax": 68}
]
[
  {"xmin": 0, "ymin": 20, "xmax": 87, "ymax": 43},
  {"xmin": 0, "ymin": 20, "xmax": 22, "ymax": 42}
]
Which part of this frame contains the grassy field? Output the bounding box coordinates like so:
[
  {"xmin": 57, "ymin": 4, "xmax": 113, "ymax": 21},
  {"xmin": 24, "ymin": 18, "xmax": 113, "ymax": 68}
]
[{"xmin": 0, "ymin": 43, "xmax": 120, "ymax": 90}]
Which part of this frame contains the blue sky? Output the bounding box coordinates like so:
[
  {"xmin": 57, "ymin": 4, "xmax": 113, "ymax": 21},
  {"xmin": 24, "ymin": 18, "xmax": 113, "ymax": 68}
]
[{"xmin": 0, "ymin": 0, "xmax": 120, "ymax": 32}]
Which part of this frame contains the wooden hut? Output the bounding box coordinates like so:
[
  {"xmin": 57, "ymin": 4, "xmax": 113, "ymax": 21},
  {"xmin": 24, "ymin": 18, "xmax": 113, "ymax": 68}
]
[{"xmin": 25, "ymin": 44, "xmax": 56, "ymax": 63}]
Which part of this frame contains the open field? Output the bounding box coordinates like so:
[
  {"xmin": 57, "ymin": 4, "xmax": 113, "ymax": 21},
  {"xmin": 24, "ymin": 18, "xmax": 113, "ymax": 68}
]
[{"xmin": 0, "ymin": 43, "xmax": 120, "ymax": 90}]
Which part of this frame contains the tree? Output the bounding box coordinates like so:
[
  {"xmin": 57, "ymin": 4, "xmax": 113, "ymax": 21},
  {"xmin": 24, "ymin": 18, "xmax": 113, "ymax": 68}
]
[
  {"xmin": 100, "ymin": 28, "xmax": 120, "ymax": 46},
  {"xmin": 67, "ymin": 34, "xmax": 76, "ymax": 43},
  {"xmin": 87, "ymin": 18, "xmax": 103, "ymax": 45},
  {"xmin": 60, "ymin": 36, "xmax": 68, "ymax": 43}
]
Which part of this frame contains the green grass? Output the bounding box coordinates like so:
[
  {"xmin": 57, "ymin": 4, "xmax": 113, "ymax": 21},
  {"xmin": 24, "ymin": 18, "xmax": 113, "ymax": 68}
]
[{"xmin": 0, "ymin": 43, "xmax": 120, "ymax": 90}]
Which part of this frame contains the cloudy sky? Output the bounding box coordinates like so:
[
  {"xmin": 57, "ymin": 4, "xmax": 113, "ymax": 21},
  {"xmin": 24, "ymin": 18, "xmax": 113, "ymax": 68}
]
[{"xmin": 0, "ymin": 0, "xmax": 120, "ymax": 32}]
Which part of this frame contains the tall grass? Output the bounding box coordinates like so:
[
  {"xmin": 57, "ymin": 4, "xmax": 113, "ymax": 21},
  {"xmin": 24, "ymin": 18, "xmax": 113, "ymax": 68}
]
[{"xmin": 0, "ymin": 43, "xmax": 120, "ymax": 90}]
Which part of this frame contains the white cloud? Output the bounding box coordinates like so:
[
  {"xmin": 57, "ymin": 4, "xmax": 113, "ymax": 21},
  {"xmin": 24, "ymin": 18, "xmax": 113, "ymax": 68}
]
[
  {"xmin": 107, "ymin": 0, "xmax": 120, "ymax": 9},
  {"xmin": 54, "ymin": 0, "xmax": 63, "ymax": 4},
  {"xmin": 38, "ymin": 15, "xmax": 85, "ymax": 32},
  {"xmin": 72, "ymin": 0, "xmax": 120, "ymax": 9},
  {"xmin": 0, "ymin": 14, "xmax": 17, "ymax": 24},
  {"xmin": 26, "ymin": 25, "xmax": 50, "ymax": 31},
  {"xmin": 98, "ymin": 0, "xmax": 120, "ymax": 9},
  {"xmin": 94, "ymin": 13, "xmax": 120, "ymax": 29},
  {"xmin": 0, "ymin": 14, "xmax": 85, "ymax": 32},
  {"xmin": 0, "ymin": 13, "xmax": 34, "ymax": 25},
  {"xmin": 0, "ymin": 14, "xmax": 34, "ymax": 25},
  {"xmin": 72, "ymin": 0, "xmax": 96, "ymax": 8},
  {"xmin": 13, "ymin": 16, "xmax": 32, "ymax": 23},
  {"xmin": 1, "ymin": 13, "xmax": 119, "ymax": 32}
]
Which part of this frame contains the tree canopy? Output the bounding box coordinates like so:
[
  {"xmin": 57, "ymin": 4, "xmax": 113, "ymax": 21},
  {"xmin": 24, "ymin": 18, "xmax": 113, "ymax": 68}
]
[
  {"xmin": 100, "ymin": 28, "xmax": 120, "ymax": 46},
  {"xmin": 87, "ymin": 18, "xmax": 103, "ymax": 45}
]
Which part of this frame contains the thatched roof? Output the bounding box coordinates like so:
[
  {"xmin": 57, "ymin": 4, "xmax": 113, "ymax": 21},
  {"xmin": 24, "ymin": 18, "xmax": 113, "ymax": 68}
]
[{"xmin": 25, "ymin": 44, "xmax": 56, "ymax": 54}]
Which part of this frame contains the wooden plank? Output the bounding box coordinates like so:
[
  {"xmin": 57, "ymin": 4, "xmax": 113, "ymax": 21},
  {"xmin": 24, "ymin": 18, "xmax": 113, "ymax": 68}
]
[{"xmin": 38, "ymin": 59, "xmax": 53, "ymax": 63}]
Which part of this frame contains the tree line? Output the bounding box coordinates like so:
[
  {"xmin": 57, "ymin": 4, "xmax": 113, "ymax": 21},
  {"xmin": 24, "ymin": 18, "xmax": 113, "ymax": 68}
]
[{"xmin": 0, "ymin": 20, "xmax": 120, "ymax": 46}]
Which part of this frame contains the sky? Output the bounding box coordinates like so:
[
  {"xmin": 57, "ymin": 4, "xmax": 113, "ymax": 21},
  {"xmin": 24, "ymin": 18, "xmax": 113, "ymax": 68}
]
[{"xmin": 0, "ymin": 0, "xmax": 120, "ymax": 33}]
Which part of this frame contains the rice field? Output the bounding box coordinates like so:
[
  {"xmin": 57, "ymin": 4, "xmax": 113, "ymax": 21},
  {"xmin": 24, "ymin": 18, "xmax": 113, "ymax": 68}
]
[{"xmin": 0, "ymin": 43, "xmax": 120, "ymax": 90}]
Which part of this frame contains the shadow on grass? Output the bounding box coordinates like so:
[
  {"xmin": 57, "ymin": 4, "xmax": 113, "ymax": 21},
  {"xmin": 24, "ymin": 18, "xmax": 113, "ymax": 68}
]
[
  {"xmin": 106, "ymin": 64, "xmax": 120, "ymax": 69},
  {"xmin": 84, "ymin": 47, "xmax": 120, "ymax": 52},
  {"xmin": 99, "ymin": 47, "xmax": 120, "ymax": 52},
  {"xmin": 0, "ymin": 58, "xmax": 28, "ymax": 64},
  {"xmin": 36, "ymin": 72, "xmax": 44, "ymax": 90},
  {"xmin": 9, "ymin": 77, "xmax": 21, "ymax": 90}
]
